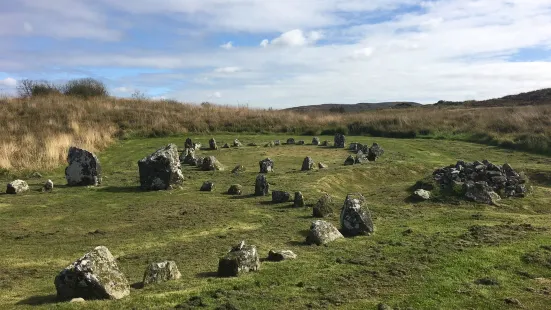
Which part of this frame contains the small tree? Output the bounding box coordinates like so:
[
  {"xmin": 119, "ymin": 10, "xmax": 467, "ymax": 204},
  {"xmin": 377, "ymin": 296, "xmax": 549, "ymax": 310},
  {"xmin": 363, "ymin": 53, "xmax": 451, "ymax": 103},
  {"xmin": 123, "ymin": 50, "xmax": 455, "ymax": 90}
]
[
  {"xmin": 131, "ymin": 90, "xmax": 147, "ymax": 100},
  {"xmin": 17, "ymin": 79, "xmax": 61, "ymax": 98},
  {"xmin": 62, "ymin": 78, "xmax": 108, "ymax": 98}
]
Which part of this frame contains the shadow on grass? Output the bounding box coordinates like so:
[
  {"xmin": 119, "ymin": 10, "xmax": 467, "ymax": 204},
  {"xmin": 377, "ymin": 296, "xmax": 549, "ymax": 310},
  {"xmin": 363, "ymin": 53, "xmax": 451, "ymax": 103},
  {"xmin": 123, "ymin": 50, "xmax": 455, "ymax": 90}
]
[
  {"xmin": 273, "ymin": 204, "xmax": 297, "ymax": 210},
  {"xmin": 229, "ymin": 194, "xmax": 257, "ymax": 200},
  {"xmin": 131, "ymin": 282, "xmax": 144, "ymax": 290},
  {"xmin": 16, "ymin": 294, "xmax": 58, "ymax": 306},
  {"xmin": 98, "ymin": 186, "xmax": 142, "ymax": 193},
  {"xmin": 196, "ymin": 271, "xmax": 218, "ymax": 278}
]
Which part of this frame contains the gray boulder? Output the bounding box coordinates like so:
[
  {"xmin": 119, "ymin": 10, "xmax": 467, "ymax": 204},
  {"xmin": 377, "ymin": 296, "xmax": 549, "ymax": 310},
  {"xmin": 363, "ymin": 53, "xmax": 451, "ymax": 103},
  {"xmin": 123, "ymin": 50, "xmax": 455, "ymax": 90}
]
[
  {"xmin": 255, "ymin": 174, "xmax": 270, "ymax": 196},
  {"xmin": 272, "ymin": 191, "xmax": 291, "ymax": 203},
  {"xmin": 43, "ymin": 179, "xmax": 54, "ymax": 192},
  {"xmin": 228, "ymin": 184, "xmax": 243, "ymax": 195},
  {"xmin": 180, "ymin": 148, "xmax": 196, "ymax": 165},
  {"xmin": 318, "ymin": 162, "xmax": 328, "ymax": 169},
  {"xmin": 464, "ymin": 181, "xmax": 501, "ymax": 205},
  {"xmin": 259, "ymin": 158, "xmax": 274, "ymax": 173},
  {"xmin": 334, "ymin": 133, "xmax": 345, "ymax": 148},
  {"xmin": 320, "ymin": 140, "xmax": 329, "ymax": 146},
  {"xmin": 413, "ymin": 189, "xmax": 430, "ymax": 200},
  {"xmin": 6, "ymin": 180, "xmax": 29, "ymax": 194},
  {"xmin": 194, "ymin": 156, "xmax": 205, "ymax": 167},
  {"xmin": 138, "ymin": 144, "xmax": 184, "ymax": 191},
  {"xmin": 142, "ymin": 261, "xmax": 181, "ymax": 286},
  {"xmin": 184, "ymin": 138, "xmax": 193, "ymax": 149},
  {"xmin": 306, "ymin": 220, "xmax": 344, "ymax": 245},
  {"xmin": 232, "ymin": 139, "xmax": 242, "ymax": 147},
  {"xmin": 209, "ymin": 138, "xmax": 218, "ymax": 150},
  {"xmin": 367, "ymin": 143, "xmax": 384, "ymax": 161},
  {"xmin": 217, "ymin": 241, "xmax": 260, "ymax": 277},
  {"xmin": 344, "ymin": 155, "xmax": 355, "ymax": 166},
  {"xmin": 232, "ymin": 165, "xmax": 246, "ymax": 174},
  {"xmin": 313, "ymin": 193, "xmax": 333, "ymax": 218},
  {"xmin": 286, "ymin": 138, "xmax": 295, "ymax": 145},
  {"xmin": 200, "ymin": 181, "xmax": 215, "ymax": 192},
  {"xmin": 201, "ymin": 156, "xmax": 224, "ymax": 171},
  {"xmin": 301, "ymin": 157, "xmax": 314, "ymax": 171},
  {"xmin": 222, "ymin": 143, "xmax": 230, "ymax": 148},
  {"xmin": 297, "ymin": 140, "xmax": 305, "ymax": 145},
  {"xmin": 267, "ymin": 250, "xmax": 297, "ymax": 261},
  {"xmin": 65, "ymin": 147, "xmax": 102, "ymax": 186},
  {"xmin": 340, "ymin": 194, "xmax": 374, "ymax": 236},
  {"xmin": 294, "ymin": 192, "xmax": 305, "ymax": 208},
  {"xmin": 54, "ymin": 246, "xmax": 130, "ymax": 300},
  {"xmin": 274, "ymin": 140, "xmax": 281, "ymax": 146},
  {"xmin": 312, "ymin": 137, "xmax": 320, "ymax": 145}
]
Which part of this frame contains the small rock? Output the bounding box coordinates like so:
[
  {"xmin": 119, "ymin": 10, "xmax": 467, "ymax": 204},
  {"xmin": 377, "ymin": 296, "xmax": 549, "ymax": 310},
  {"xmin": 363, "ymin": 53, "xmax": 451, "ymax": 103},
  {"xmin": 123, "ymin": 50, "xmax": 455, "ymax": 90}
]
[
  {"xmin": 377, "ymin": 303, "xmax": 393, "ymax": 310},
  {"xmin": 200, "ymin": 181, "xmax": 215, "ymax": 192},
  {"xmin": 259, "ymin": 158, "xmax": 274, "ymax": 173},
  {"xmin": 143, "ymin": 261, "xmax": 181, "ymax": 286},
  {"xmin": 318, "ymin": 162, "xmax": 328, "ymax": 169},
  {"xmin": 70, "ymin": 298, "xmax": 85, "ymax": 303},
  {"xmin": 294, "ymin": 192, "xmax": 305, "ymax": 208},
  {"xmin": 209, "ymin": 138, "xmax": 218, "ymax": 150},
  {"xmin": 222, "ymin": 143, "xmax": 230, "ymax": 148},
  {"xmin": 313, "ymin": 194, "xmax": 333, "ymax": 218},
  {"xmin": 312, "ymin": 137, "xmax": 320, "ymax": 145},
  {"xmin": 232, "ymin": 139, "xmax": 242, "ymax": 147},
  {"xmin": 202, "ymin": 156, "xmax": 224, "ymax": 171},
  {"xmin": 504, "ymin": 298, "xmax": 523, "ymax": 307},
  {"xmin": 6, "ymin": 180, "xmax": 29, "ymax": 194},
  {"xmin": 297, "ymin": 140, "xmax": 305, "ymax": 145},
  {"xmin": 217, "ymin": 241, "xmax": 260, "ymax": 277},
  {"xmin": 340, "ymin": 194, "xmax": 374, "ymax": 236},
  {"xmin": 231, "ymin": 165, "xmax": 245, "ymax": 174},
  {"xmin": 274, "ymin": 140, "xmax": 281, "ymax": 146},
  {"xmin": 228, "ymin": 184, "xmax": 243, "ymax": 195},
  {"xmin": 267, "ymin": 250, "xmax": 297, "ymax": 261},
  {"xmin": 320, "ymin": 140, "xmax": 329, "ymax": 146},
  {"xmin": 42, "ymin": 179, "xmax": 54, "ymax": 192},
  {"xmin": 306, "ymin": 220, "xmax": 344, "ymax": 245},
  {"xmin": 344, "ymin": 155, "xmax": 355, "ymax": 166},
  {"xmin": 301, "ymin": 157, "xmax": 314, "ymax": 171},
  {"xmin": 272, "ymin": 191, "xmax": 291, "ymax": 203},
  {"xmin": 286, "ymin": 138, "xmax": 295, "ymax": 145}
]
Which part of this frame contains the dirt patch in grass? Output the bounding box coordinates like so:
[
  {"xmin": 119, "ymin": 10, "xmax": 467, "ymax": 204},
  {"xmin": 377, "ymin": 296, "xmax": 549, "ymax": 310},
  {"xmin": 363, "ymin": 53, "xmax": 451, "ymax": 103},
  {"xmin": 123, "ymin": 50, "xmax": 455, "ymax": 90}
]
[{"xmin": 460, "ymin": 224, "xmax": 546, "ymax": 245}]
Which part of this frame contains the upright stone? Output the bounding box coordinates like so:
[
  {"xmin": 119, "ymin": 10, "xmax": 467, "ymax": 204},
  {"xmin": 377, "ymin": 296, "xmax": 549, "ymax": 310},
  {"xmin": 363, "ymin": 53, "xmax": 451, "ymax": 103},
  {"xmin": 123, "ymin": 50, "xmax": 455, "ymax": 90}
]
[
  {"xmin": 65, "ymin": 147, "xmax": 102, "ymax": 186},
  {"xmin": 43, "ymin": 179, "xmax": 54, "ymax": 192},
  {"xmin": 301, "ymin": 157, "xmax": 315, "ymax": 171},
  {"xmin": 6, "ymin": 180, "xmax": 29, "ymax": 194},
  {"xmin": 344, "ymin": 155, "xmax": 355, "ymax": 166},
  {"xmin": 209, "ymin": 138, "xmax": 218, "ymax": 150},
  {"xmin": 142, "ymin": 261, "xmax": 181, "ymax": 286},
  {"xmin": 340, "ymin": 194, "xmax": 374, "ymax": 236},
  {"xmin": 201, "ymin": 156, "xmax": 224, "ymax": 171},
  {"xmin": 274, "ymin": 140, "xmax": 281, "ymax": 146},
  {"xmin": 180, "ymin": 148, "xmax": 196, "ymax": 165},
  {"xmin": 184, "ymin": 138, "xmax": 193, "ymax": 149},
  {"xmin": 294, "ymin": 192, "xmax": 305, "ymax": 208},
  {"xmin": 217, "ymin": 241, "xmax": 260, "ymax": 277},
  {"xmin": 367, "ymin": 143, "xmax": 384, "ymax": 161},
  {"xmin": 54, "ymin": 246, "xmax": 130, "ymax": 300},
  {"xmin": 313, "ymin": 193, "xmax": 333, "ymax": 218},
  {"xmin": 318, "ymin": 162, "xmax": 328, "ymax": 169},
  {"xmin": 233, "ymin": 139, "xmax": 242, "ymax": 147},
  {"xmin": 306, "ymin": 220, "xmax": 344, "ymax": 246},
  {"xmin": 138, "ymin": 143, "xmax": 184, "ymax": 191},
  {"xmin": 259, "ymin": 158, "xmax": 274, "ymax": 173},
  {"xmin": 334, "ymin": 133, "xmax": 345, "ymax": 148},
  {"xmin": 312, "ymin": 137, "xmax": 320, "ymax": 145},
  {"xmin": 255, "ymin": 174, "xmax": 270, "ymax": 196}
]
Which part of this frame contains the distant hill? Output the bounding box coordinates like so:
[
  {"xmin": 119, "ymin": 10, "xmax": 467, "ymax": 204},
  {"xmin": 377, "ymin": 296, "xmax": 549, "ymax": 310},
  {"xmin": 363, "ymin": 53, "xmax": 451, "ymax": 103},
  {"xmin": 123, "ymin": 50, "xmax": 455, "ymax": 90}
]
[{"xmin": 285, "ymin": 101, "xmax": 422, "ymax": 112}]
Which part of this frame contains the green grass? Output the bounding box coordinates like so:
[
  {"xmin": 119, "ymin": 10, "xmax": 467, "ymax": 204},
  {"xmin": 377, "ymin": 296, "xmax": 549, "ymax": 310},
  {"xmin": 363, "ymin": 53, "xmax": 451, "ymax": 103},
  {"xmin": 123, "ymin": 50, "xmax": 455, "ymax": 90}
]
[{"xmin": 1, "ymin": 134, "xmax": 551, "ymax": 309}]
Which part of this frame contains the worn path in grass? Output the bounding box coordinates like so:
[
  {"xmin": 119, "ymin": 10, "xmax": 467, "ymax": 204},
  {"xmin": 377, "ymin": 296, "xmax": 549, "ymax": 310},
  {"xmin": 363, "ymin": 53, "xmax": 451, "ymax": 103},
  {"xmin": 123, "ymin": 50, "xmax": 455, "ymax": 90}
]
[{"xmin": 1, "ymin": 134, "xmax": 551, "ymax": 309}]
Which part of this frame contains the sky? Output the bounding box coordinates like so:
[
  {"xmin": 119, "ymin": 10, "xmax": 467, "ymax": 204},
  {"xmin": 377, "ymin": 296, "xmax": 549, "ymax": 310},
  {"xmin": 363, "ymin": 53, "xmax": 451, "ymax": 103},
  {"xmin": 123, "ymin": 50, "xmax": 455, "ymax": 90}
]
[{"xmin": 1, "ymin": 0, "xmax": 551, "ymax": 108}]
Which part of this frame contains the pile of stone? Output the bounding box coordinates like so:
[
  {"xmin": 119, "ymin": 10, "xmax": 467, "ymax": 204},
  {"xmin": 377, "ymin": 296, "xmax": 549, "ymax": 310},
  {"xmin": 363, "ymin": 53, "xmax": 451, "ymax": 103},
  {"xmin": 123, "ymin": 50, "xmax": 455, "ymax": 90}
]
[
  {"xmin": 344, "ymin": 143, "xmax": 385, "ymax": 165},
  {"xmin": 426, "ymin": 160, "xmax": 528, "ymax": 205}
]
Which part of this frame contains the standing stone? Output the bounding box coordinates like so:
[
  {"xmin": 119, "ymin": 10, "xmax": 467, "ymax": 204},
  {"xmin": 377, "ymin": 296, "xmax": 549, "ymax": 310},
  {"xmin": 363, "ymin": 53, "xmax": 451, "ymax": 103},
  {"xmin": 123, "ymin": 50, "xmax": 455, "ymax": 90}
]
[
  {"xmin": 209, "ymin": 138, "xmax": 218, "ymax": 150},
  {"xmin": 255, "ymin": 174, "xmax": 270, "ymax": 196},
  {"xmin": 138, "ymin": 143, "xmax": 184, "ymax": 191},
  {"xmin": 340, "ymin": 194, "xmax": 374, "ymax": 236},
  {"xmin": 267, "ymin": 250, "xmax": 297, "ymax": 261},
  {"xmin": 54, "ymin": 246, "xmax": 130, "ymax": 300},
  {"xmin": 65, "ymin": 147, "xmax": 102, "ymax": 186},
  {"xmin": 228, "ymin": 184, "xmax": 243, "ymax": 195},
  {"xmin": 344, "ymin": 155, "xmax": 355, "ymax": 166},
  {"xmin": 193, "ymin": 142, "xmax": 202, "ymax": 150},
  {"xmin": 313, "ymin": 193, "xmax": 333, "ymax": 217},
  {"xmin": 367, "ymin": 143, "xmax": 384, "ymax": 161},
  {"xmin": 184, "ymin": 138, "xmax": 193, "ymax": 149},
  {"xmin": 286, "ymin": 138, "xmax": 296, "ymax": 145},
  {"xmin": 294, "ymin": 192, "xmax": 305, "ymax": 208},
  {"xmin": 312, "ymin": 137, "xmax": 320, "ymax": 145},
  {"xmin": 180, "ymin": 148, "xmax": 196, "ymax": 165},
  {"xmin": 259, "ymin": 158, "xmax": 274, "ymax": 173},
  {"xmin": 306, "ymin": 220, "xmax": 344, "ymax": 245},
  {"xmin": 201, "ymin": 156, "xmax": 224, "ymax": 171},
  {"xmin": 318, "ymin": 162, "xmax": 328, "ymax": 169},
  {"xmin": 301, "ymin": 157, "xmax": 315, "ymax": 171},
  {"xmin": 233, "ymin": 139, "xmax": 242, "ymax": 147},
  {"xmin": 142, "ymin": 261, "xmax": 181, "ymax": 286},
  {"xmin": 349, "ymin": 143, "xmax": 360, "ymax": 152},
  {"xmin": 272, "ymin": 191, "xmax": 291, "ymax": 203},
  {"xmin": 200, "ymin": 181, "xmax": 215, "ymax": 192},
  {"xmin": 217, "ymin": 241, "xmax": 260, "ymax": 277},
  {"xmin": 334, "ymin": 133, "xmax": 345, "ymax": 148},
  {"xmin": 43, "ymin": 179, "xmax": 54, "ymax": 192},
  {"xmin": 6, "ymin": 180, "xmax": 29, "ymax": 194}
]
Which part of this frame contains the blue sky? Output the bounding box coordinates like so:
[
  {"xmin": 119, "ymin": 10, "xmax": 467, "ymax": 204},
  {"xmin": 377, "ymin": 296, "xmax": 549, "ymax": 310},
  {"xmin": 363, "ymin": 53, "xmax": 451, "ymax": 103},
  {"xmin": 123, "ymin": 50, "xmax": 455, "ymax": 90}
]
[{"xmin": 1, "ymin": 0, "xmax": 551, "ymax": 108}]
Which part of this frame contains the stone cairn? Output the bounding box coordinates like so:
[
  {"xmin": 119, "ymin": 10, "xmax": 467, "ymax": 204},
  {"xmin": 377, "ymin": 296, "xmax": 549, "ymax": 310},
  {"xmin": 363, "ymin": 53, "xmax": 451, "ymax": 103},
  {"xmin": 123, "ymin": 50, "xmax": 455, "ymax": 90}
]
[{"xmin": 428, "ymin": 160, "xmax": 528, "ymax": 205}]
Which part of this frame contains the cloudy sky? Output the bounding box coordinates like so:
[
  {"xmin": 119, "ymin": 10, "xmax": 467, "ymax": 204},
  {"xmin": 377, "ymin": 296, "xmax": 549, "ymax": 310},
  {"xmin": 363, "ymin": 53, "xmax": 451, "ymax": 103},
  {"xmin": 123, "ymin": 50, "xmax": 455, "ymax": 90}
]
[{"xmin": 1, "ymin": 0, "xmax": 551, "ymax": 108}]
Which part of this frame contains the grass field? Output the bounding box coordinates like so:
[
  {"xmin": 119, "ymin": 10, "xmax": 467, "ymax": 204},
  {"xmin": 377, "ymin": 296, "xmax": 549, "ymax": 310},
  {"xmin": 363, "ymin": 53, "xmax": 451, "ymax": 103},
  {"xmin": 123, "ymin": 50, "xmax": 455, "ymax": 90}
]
[{"xmin": 1, "ymin": 134, "xmax": 551, "ymax": 309}]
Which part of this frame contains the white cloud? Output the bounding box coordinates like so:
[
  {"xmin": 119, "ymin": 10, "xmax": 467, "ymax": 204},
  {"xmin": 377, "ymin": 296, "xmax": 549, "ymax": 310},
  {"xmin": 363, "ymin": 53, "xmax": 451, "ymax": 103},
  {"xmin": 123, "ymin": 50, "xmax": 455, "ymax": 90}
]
[
  {"xmin": 0, "ymin": 77, "xmax": 17, "ymax": 87},
  {"xmin": 214, "ymin": 66, "xmax": 242, "ymax": 73},
  {"xmin": 114, "ymin": 86, "xmax": 132, "ymax": 93},
  {"xmin": 263, "ymin": 29, "xmax": 323, "ymax": 47},
  {"xmin": 220, "ymin": 41, "xmax": 233, "ymax": 49},
  {"xmin": 208, "ymin": 91, "xmax": 221, "ymax": 98}
]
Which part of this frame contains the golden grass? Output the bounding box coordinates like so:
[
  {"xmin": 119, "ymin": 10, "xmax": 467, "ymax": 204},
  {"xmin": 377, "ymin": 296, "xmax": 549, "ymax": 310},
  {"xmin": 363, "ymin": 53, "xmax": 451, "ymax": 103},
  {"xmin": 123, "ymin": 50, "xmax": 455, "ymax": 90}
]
[{"xmin": 1, "ymin": 94, "xmax": 551, "ymax": 171}]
